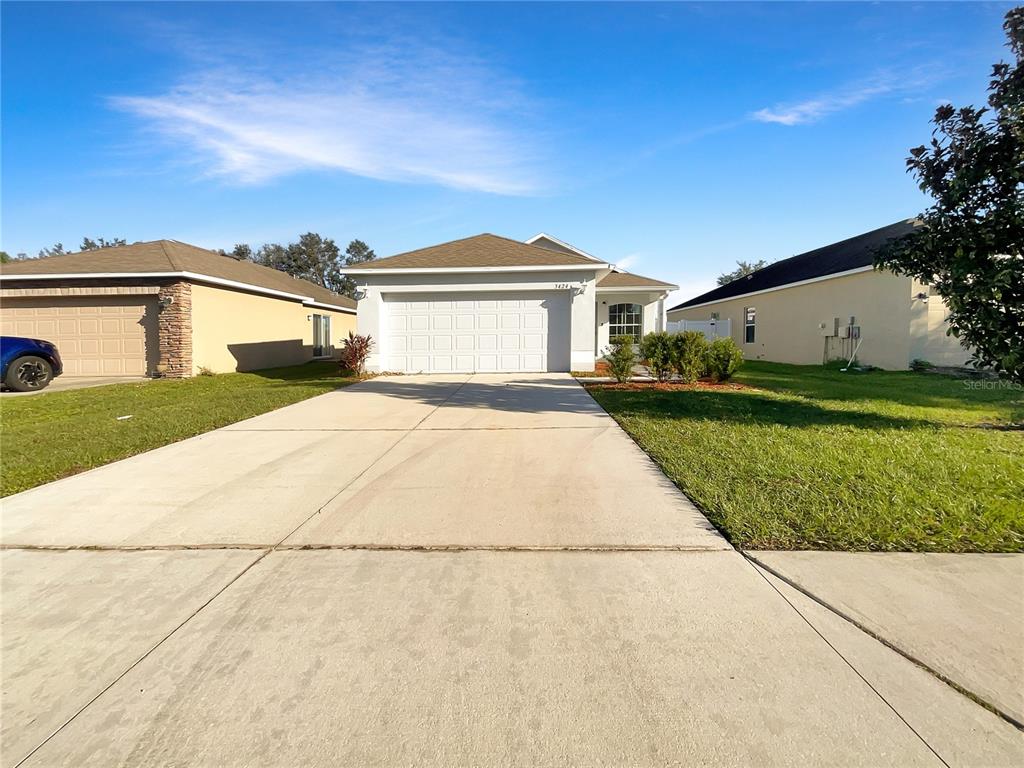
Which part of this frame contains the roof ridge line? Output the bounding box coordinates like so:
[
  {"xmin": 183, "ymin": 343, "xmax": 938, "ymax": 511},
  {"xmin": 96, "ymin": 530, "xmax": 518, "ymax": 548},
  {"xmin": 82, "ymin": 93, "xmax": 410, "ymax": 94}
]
[{"xmin": 158, "ymin": 240, "xmax": 183, "ymax": 271}]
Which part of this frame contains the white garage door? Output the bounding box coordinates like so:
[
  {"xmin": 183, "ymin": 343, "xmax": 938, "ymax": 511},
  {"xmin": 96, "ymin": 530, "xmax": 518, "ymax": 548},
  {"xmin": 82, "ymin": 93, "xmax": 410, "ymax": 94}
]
[
  {"xmin": 385, "ymin": 292, "xmax": 570, "ymax": 373},
  {"xmin": 0, "ymin": 296, "xmax": 158, "ymax": 376}
]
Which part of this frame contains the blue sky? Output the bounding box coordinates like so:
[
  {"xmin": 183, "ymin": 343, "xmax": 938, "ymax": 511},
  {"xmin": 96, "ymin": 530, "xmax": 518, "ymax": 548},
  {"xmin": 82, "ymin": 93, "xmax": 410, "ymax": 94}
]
[{"xmin": 1, "ymin": 1, "xmax": 1014, "ymax": 302}]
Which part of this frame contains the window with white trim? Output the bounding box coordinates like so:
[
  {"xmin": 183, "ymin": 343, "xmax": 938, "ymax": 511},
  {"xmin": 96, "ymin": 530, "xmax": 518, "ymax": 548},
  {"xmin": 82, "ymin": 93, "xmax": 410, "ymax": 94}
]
[
  {"xmin": 609, "ymin": 303, "xmax": 643, "ymax": 343},
  {"xmin": 744, "ymin": 307, "xmax": 756, "ymax": 344}
]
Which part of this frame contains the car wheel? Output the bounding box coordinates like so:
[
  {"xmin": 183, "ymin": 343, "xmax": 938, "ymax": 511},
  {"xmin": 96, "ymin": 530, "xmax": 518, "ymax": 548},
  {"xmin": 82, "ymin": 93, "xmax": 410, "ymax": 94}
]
[{"xmin": 4, "ymin": 356, "xmax": 54, "ymax": 392}]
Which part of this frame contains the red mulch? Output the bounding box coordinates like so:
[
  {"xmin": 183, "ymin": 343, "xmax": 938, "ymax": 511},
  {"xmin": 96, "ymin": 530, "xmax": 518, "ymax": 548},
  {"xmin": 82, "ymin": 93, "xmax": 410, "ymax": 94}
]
[{"xmin": 584, "ymin": 379, "xmax": 757, "ymax": 392}]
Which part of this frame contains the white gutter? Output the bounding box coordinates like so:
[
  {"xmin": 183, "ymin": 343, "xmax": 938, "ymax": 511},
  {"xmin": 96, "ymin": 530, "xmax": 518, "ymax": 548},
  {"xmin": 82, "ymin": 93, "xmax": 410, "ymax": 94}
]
[
  {"xmin": 597, "ymin": 285, "xmax": 677, "ymax": 293},
  {"xmin": 0, "ymin": 271, "xmax": 357, "ymax": 314},
  {"xmin": 668, "ymin": 265, "xmax": 877, "ymax": 312},
  {"xmin": 341, "ymin": 263, "xmax": 605, "ymax": 275}
]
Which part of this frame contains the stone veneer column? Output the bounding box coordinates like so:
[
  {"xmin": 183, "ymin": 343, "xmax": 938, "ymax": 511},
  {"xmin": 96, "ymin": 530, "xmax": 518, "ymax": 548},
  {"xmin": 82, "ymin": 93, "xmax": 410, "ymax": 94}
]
[{"xmin": 156, "ymin": 280, "xmax": 192, "ymax": 377}]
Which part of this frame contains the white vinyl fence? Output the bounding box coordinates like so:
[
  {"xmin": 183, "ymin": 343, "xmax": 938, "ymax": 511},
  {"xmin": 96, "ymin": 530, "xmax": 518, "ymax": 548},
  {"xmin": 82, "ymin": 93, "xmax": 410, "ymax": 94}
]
[{"xmin": 666, "ymin": 318, "xmax": 732, "ymax": 341}]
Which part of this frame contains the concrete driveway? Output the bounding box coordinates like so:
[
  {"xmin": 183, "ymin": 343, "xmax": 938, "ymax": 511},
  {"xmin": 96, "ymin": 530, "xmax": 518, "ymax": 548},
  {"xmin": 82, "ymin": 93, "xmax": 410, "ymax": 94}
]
[
  {"xmin": 2, "ymin": 373, "xmax": 1021, "ymax": 766},
  {"xmin": 1, "ymin": 375, "xmax": 148, "ymax": 396}
]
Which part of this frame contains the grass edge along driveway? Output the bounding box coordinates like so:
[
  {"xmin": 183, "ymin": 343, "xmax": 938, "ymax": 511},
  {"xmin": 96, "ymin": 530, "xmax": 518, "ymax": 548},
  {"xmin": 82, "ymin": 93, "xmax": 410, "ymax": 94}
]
[
  {"xmin": 1, "ymin": 362, "xmax": 356, "ymax": 497},
  {"xmin": 587, "ymin": 362, "xmax": 1023, "ymax": 553}
]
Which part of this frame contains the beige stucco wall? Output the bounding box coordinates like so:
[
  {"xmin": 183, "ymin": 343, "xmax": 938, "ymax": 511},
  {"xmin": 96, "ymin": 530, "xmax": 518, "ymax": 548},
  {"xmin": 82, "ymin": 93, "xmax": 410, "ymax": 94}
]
[
  {"xmin": 907, "ymin": 278, "xmax": 974, "ymax": 367},
  {"xmin": 190, "ymin": 283, "xmax": 356, "ymax": 374},
  {"xmin": 668, "ymin": 270, "xmax": 936, "ymax": 370}
]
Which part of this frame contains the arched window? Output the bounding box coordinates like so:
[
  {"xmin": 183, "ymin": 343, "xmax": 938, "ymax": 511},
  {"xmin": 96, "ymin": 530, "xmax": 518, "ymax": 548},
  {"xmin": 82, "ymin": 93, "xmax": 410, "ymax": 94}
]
[{"xmin": 609, "ymin": 303, "xmax": 643, "ymax": 343}]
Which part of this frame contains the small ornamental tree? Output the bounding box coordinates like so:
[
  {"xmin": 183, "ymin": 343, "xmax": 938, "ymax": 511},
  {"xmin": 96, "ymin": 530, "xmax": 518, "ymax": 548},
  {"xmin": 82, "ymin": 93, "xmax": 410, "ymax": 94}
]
[
  {"xmin": 670, "ymin": 331, "xmax": 709, "ymax": 383},
  {"xmin": 639, "ymin": 332, "xmax": 674, "ymax": 381},
  {"xmin": 706, "ymin": 337, "xmax": 743, "ymax": 382},
  {"xmin": 339, "ymin": 332, "xmax": 373, "ymax": 376},
  {"xmin": 604, "ymin": 335, "xmax": 637, "ymax": 383},
  {"xmin": 874, "ymin": 8, "xmax": 1024, "ymax": 382}
]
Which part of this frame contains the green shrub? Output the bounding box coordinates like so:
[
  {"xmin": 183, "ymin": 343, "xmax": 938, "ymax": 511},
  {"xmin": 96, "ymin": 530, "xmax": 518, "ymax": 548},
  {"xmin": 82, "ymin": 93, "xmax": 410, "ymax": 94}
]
[
  {"xmin": 706, "ymin": 337, "xmax": 744, "ymax": 382},
  {"xmin": 639, "ymin": 332, "xmax": 674, "ymax": 381},
  {"xmin": 604, "ymin": 335, "xmax": 637, "ymax": 383},
  {"xmin": 670, "ymin": 331, "xmax": 708, "ymax": 383},
  {"xmin": 910, "ymin": 358, "xmax": 935, "ymax": 372}
]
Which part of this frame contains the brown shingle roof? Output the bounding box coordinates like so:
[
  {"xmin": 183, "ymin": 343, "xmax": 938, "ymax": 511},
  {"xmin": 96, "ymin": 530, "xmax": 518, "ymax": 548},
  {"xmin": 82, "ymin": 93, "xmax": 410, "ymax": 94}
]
[
  {"xmin": 597, "ymin": 271, "xmax": 677, "ymax": 289},
  {"xmin": 351, "ymin": 234, "xmax": 603, "ymax": 270},
  {"xmin": 0, "ymin": 240, "xmax": 355, "ymax": 310}
]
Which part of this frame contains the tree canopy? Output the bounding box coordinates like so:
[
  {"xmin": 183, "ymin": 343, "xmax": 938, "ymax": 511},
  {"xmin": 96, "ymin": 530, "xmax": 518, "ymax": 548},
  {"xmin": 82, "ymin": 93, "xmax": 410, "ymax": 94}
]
[
  {"xmin": 875, "ymin": 8, "xmax": 1023, "ymax": 381},
  {"xmin": 38, "ymin": 237, "xmax": 126, "ymax": 258},
  {"xmin": 238, "ymin": 234, "xmax": 376, "ymax": 298},
  {"xmin": 717, "ymin": 259, "xmax": 769, "ymax": 286}
]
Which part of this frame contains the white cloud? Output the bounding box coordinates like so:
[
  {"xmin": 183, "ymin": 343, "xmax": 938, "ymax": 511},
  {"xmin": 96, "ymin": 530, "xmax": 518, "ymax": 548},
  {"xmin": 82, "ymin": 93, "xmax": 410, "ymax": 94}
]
[
  {"xmin": 750, "ymin": 68, "xmax": 942, "ymax": 127},
  {"xmin": 111, "ymin": 44, "xmax": 546, "ymax": 195},
  {"xmin": 751, "ymin": 81, "xmax": 894, "ymax": 126}
]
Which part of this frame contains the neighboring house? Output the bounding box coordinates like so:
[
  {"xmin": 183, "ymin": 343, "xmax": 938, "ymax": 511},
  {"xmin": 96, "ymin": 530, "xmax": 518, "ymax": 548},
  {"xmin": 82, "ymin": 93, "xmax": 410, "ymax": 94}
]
[
  {"xmin": 344, "ymin": 233, "xmax": 677, "ymax": 373},
  {"xmin": 667, "ymin": 220, "xmax": 972, "ymax": 370},
  {"xmin": 0, "ymin": 240, "xmax": 356, "ymax": 377}
]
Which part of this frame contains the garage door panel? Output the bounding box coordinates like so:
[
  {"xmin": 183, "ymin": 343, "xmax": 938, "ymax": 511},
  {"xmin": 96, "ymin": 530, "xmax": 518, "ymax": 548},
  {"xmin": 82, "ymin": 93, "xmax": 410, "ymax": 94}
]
[
  {"xmin": 523, "ymin": 314, "xmax": 543, "ymax": 330},
  {"xmin": 523, "ymin": 353, "xmax": 544, "ymax": 369},
  {"xmin": 384, "ymin": 291, "xmax": 569, "ymax": 373},
  {"xmin": 0, "ymin": 296, "xmax": 157, "ymax": 377}
]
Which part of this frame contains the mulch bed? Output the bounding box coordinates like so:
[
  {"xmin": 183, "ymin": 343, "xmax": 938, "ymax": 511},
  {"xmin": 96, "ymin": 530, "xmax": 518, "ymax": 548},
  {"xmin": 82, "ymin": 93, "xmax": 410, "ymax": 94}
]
[{"xmin": 583, "ymin": 379, "xmax": 757, "ymax": 392}]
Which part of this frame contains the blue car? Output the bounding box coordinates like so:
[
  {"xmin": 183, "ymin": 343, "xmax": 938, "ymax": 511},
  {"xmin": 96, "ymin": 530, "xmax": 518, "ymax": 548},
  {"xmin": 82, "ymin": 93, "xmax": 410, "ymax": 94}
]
[{"xmin": 1, "ymin": 336, "xmax": 63, "ymax": 392}]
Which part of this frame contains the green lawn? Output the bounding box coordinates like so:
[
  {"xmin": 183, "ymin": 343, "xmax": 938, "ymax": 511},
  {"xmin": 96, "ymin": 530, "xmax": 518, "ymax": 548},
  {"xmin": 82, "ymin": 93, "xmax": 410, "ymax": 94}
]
[
  {"xmin": 1, "ymin": 362, "xmax": 356, "ymax": 497},
  {"xmin": 587, "ymin": 362, "xmax": 1024, "ymax": 552}
]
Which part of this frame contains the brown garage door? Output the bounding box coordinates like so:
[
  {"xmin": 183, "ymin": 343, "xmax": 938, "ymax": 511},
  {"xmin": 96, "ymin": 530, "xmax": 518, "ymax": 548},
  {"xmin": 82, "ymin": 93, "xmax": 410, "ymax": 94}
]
[{"xmin": 0, "ymin": 296, "xmax": 159, "ymax": 376}]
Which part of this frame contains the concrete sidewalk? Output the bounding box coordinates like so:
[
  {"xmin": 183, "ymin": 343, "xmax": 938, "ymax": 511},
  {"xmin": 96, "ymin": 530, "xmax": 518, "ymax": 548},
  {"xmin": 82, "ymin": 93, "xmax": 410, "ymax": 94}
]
[
  {"xmin": 2, "ymin": 373, "xmax": 1021, "ymax": 766},
  {"xmin": 749, "ymin": 550, "xmax": 1024, "ymax": 727}
]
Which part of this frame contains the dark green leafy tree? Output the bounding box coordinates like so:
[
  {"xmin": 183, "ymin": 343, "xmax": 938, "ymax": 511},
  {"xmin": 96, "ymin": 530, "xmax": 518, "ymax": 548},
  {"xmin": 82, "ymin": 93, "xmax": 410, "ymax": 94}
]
[
  {"xmin": 875, "ymin": 8, "xmax": 1024, "ymax": 381},
  {"xmin": 717, "ymin": 260, "xmax": 769, "ymax": 286},
  {"xmin": 0, "ymin": 251, "xmax": 11, "ymax": 264},
  {"xmin": 81, "ymin": 237, "xmax": 126, "ymax": 250},
  {"xmin": 249, "ymin": 234, "xmax": 373, "ymax": 297},
  {"xmin": 38, "ymin": 243, "xmax": 70, "ymax": 258},
  {"xmin": 252, "ymin": 242, "xmax": 288, "ymax": 271},
  {"xmin": 226, "ymin": 243, "xmax": 252, "ymax": 261},
  {"xmin": 284, "ymin": 233, "xmax": 343, "ymax": 293},
  {"xmin": 338, "ymin": 239, "xmax": 377, "ymax": 298},
  {"xmin": 39, "ymin": 238, "xmax": 126, "ymax": 258}
]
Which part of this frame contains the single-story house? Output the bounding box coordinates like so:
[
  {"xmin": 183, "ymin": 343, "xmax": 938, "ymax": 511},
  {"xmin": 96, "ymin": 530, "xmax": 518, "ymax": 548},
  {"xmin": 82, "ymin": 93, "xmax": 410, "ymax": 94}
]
[
  {"xmin": 0, "ymin": 240, "xmax": 356, "ymax": 377},
  {"xmin": 667, "ymin": 220, "xmax": 972, "ymax": 370},
  {"xmin": 343, "ymin": 233, "xmax": 677, "ymax": 373}
]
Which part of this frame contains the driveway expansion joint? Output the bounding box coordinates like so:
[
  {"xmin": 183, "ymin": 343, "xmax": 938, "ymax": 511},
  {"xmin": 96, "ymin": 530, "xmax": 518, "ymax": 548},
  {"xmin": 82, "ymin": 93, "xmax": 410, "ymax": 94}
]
[
  {"xmin": 2, "ymin": 543, "xmax": 731, "ymax": 553},
  {"xmin": 743, "ymin": 554, "xmax": 954, "ymax": 768},
  {"xmin": 744, "ymin": 551, "xmax": 1024, "ymax": 734}
]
